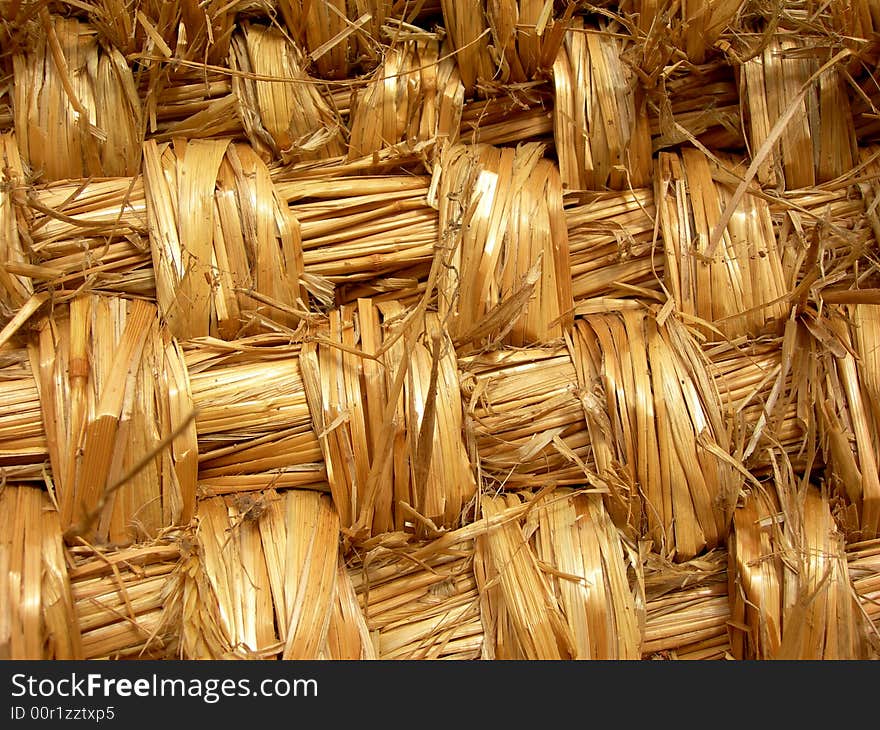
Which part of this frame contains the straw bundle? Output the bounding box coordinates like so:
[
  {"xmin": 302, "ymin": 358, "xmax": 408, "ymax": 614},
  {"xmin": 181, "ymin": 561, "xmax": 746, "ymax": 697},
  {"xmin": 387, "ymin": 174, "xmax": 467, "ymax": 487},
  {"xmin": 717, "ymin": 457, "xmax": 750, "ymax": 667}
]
[
  {"xmin": 13, "ymin": 13, "xmax": 142, "ymax": 182},
  {"xmin": 230, "ymin": 22, "xmax": 347, "ymax": 164},
  {"xmin": 349, "ymin": 530, "xmax": 482, "ymax": 659},
  {"xmin": 68, "ymin": 538, "xmax": 182, "ymax": 659},
  {"xmin": 624, "ymin": 0, "xmax": 746, "ymax": 65},
  {"xmin": 569, "ymin": 310, "xmax": 741, "ymax": 560},
  {"xmin": 440, "ymin": 0, "xmax": 571, "ymax": 97},
  {"xmin": 565, "ymin": 186, "xmax": 664, "ymax": 306},
  {"xmin": 0, "ymin": 485, "xmax": 81, "ymax": 659},
  {"xmin": 705, "ymin": 333, "xmax": 814, "ymax": 477},
  {"xmin": 818, "ymin": 304, "xmax": 880, "ymax": 540},
  {"xmin": 301, "ymin": 300, "xmax": 476, "ymax": 538},
  {"xmin": 552, "ymin": 19, "xmax": 653, "ymax": 192},
  {"xmin": 640, "ymin": 549, "xmax": 732, "ymax": 659},
  {"xmin": 184, "ymin": 335, "xmax": 327, "ymax": 496},
  {"xmin": 143, "ymin": 138, "xmax": 308, "ymax": 340},
  {"xmin": 178, "ymin": 489, "xmax": 372, "ymax": 659},
  {"xmin": 279, "ymin": 171, "xmax": 436, "ymax": 305},
  {"xmin": 647, "ymin": 60, "xmax": 744, "ymax": 153},
  {"xmin": 458, "ymin": 83, "xmax": 554, "ymax": 147},
  {"xmin": 0, "ymin": 348, "xmax": 48, "ymax": 483},
  {"xmin": 347, "ymin": 37, "xmax": 464, "ymax": 161},
  {"xmin": 847, "ymin": 537, "xmax": 880, "ymax": 653},
  {"xmin": 655, "ymin": 148, "xmax": 788, "ymax": 340},
  {"xmin": 275, "ymin": 0, "xmax": 360, "ymax": 80},
  {"xmin": 0, "ymin": 133, "xmax": 32, "ymax": 313},
  {"xmin": 729, "ymin": 476, "xmax": 866, "ymax": 659},
  {"xmin": 434, "ymin": 142, "xmax": 573, "ymax": 349},
  {"xmin": 740, "ymin": 36, "xmax": 858, "ymax": 189},
  {"xmin": 459, "ymin": 344, "xmax": 591, "ymax": 491},
  {"xmin": 30, "ymin": 295, "xmax": 197, "ymax": 544},
  {"xmin": 24, "ymin": 175, "xmax": 153, "ymax": 299}
]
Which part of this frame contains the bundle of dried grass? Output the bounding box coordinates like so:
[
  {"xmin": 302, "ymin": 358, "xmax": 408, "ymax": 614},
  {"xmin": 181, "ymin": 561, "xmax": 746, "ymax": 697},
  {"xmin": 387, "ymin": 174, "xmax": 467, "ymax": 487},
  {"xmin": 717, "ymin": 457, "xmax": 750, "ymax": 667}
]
[
  {"xmin": 569, "ymin": 310, "xmax": 741, "ymax": 560},
  {"xmin": 459, "ymin": 345, "xmax": 592, "ymax": 490},
  {"xmin": 440, "ymin": 0, "xmax": 570, "ymax": 97},
  {"xmin": 740, "ymin": 36, "xmax": 857, "ymax": 189},
  {"xmin": 565, "ymin": 186, "xmax": 664, "ymax": 306},
  {"xmin": 458, "ymin": 83, "xmax": 554, "ymax": 147},
  {"xmin": 184, "ymin": 335, "xmax": 327, "ymax": 496},
  {"xmin": 705, "ymin": 332, "xmax": 814, "ymax": 477},
  {"xmin": 818, "ymin": 304, "xmax": 880, "ymax": 540},
  {"xmin": 0, "ymin": 347, "xmax": 48, "ymax": 483},
  {"xmin": 640, "ymin": 549, "xmax": 731, "ymax": 659},
  {"xmin": 0, "ymin": 133, "xmax": 32, "ymax": 313},
  {"xmin": 623, "ymin": 0, "xmax": 746, "ymax": 66},
  {"xmin": 178, "ymin": 490, "xmax": 371, "ymax": 659},
  {"xmin": 68, "ymin": 537, "xmax": 182, "ymax": 659},
  {"xmin": 531, "ymin": 488, "xmax": 641, "ymax": 659},
  {"xmin": 433, "ymin": 142, "xmax": 573, "ymax": 349},
  {"xmin": 301, "ymin": 300, "xmax": 476, "ymax": 538},
  {"xmin": 276, "ymin": 0, "xmax": 362, "ymax": 80},
  {"xmin": 143, "ymin": 139, "xmax": 308, "ymax": 340},
  {"xmin": 552, "ymin": 19, "xmax": 652, "ymax": 192},
  {"xmin": 146, "ymin": 69, "xmax": 243, "ymax": 142},
  {"xmin": 476, "ymin": 492, "xmax": 575, "ymax": 659},
  {"xmin": 30, "ymin": 295, "xmax": 198, "ymax": 544},
  {"xmin": 656, "ymin": 148, "xmax": 788, "ymax": 340},
  {"xmin": 24, "ymin": 175, "xmax": 153, "ymax": 299},
  {"xmin": 729, "ymin": 472, "xmax": 866, "ymax": 659},
  {"xmin": 349, "ymin": 531, "xmax": 482, "ymax": 659},
  {"xmin": 278, "ymin": 171, "xmax": 436, "ymax": 305},
  {"xmin": 0, "ymin": 485, "xmax": 81, "ymax": 659},
  {"xmin": 647, "ymin": 60, "xmax": 744, "ymax": 152},
  {"xmin": 847, "ymin": 536, "xmax": 880, "ymax": 653},
  {"xmin": 230, "ymin": 22, "xmax": 346, "ymax": 164},
  {"xmin": 348, "ymin": 37, "xmax": 464, "ymax": 162},
  {"xmin": 13, "ymin": 13, "xmax": 143, "ymax": 182}
]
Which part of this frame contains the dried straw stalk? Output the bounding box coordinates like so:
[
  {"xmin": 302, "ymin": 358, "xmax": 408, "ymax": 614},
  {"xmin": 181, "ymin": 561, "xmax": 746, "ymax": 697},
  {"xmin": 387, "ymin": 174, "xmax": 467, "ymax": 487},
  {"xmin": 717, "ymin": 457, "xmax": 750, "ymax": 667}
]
[
  {"xmin": 301, "ymin": 300, "xmax": 476, "ymax": 538},
  {"xmin": 143, "ymin": 138, "xmax": 308, "ymax": 340},
  {"xmin": 278, "ymin": 170, "xmax": 437, "ymax": 305},
  {"xmin": 68, "ymin": 538, "xmax": 182, "ymax": 659},
  {"xmin": 348, "ymin": 37, "xmax": 464, "ymax": 162},
  {"xmin": 847, "ymin": 536, "xmax": 880, "ymax": 653},
  {"xmin": 13, "ymin": 14, "xmax": 142, "ymax": 182},
  {"xmin": 178, "ymin": 490, "xmax": 372, "ymax": 659},
  {"xmin": 146, "ymin": 70, "xmax": 243, "ymax": 142},
  {"xmin": 230, "ymin": 22, "xmax": 346, "ymax": 165},
  {"xmin": 0, "ymin": 485, "xmax": 81, "ymax": 659},
  {"xmin": 569, "ymin": 310, "xmax": 741, "ymax": 560},
  {"xmin": 729, "ymin": 469, "xmax": 866, "ymax": 659},
  {"xmin": 276, "ymin": 0, "xmax": 360, "ymax": 80},
  {"xmin": 184, "ymin": 335, "xmax": 327, "ymax": 496},
  {"xmin": 29, "ymin": 294, "xmax": 198, "ymax": 544},
  {"xmin": 656, "ymin": 148, "xmax": 788, "ymax": 340},
  {"xmin": 741, "ymin": 36, "xmax": 858, "ymax": 189},
  {"xmin": 552, "ymin": 19, "xmax": 652, "ymax": 192},
  {"xmin": 459, "ymin": 345, "xmax": 592, "ymax": 490},
  {"xmin": 433, "ymin": 142, "xmax": 573, "ymax": 349}
]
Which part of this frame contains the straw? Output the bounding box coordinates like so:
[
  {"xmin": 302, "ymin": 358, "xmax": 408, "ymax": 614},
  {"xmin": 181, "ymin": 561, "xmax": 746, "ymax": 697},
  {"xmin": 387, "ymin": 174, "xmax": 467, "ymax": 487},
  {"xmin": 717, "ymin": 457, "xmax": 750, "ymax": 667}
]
[
  {"xmin": 0, "ymin": 133, "xmax": 33, "ymax": 313},
  {"xmin": 1, "ymin": 485, "xmax": 81, "ymax": 659},
  {"xmin": 230, "ymin": 22, "xmax": 346, "ymax": 165},
  {"xmin": 552, "ymin": 18, "xmax": 652, "ymax": 193},
  {"xmin": 12, "ymin": 14, "xmax": 142, "ymax": 183},
  {"xmin": 433, "ymin": 141, "xmax": 573, "ymax": 349}
]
